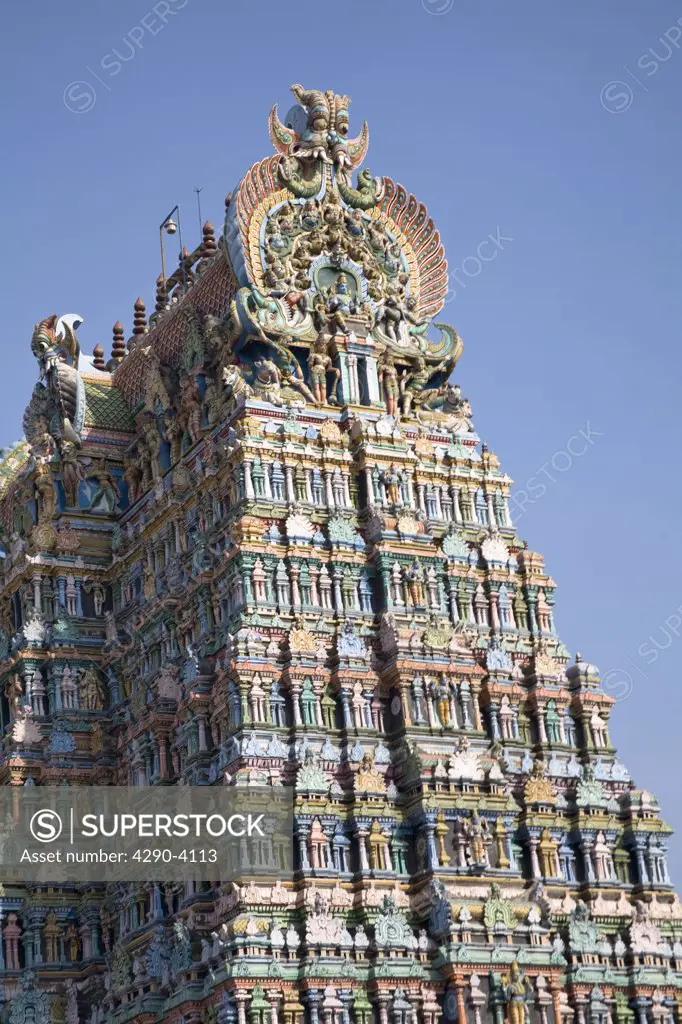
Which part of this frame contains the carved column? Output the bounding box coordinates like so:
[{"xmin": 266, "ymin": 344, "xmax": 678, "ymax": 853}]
[
  {"xmin": 285, "ymin": 464, "xmax": 295, "ymax": 504},
  {"xmin": 324, "ymin": 470, "xmax": 335, "ymax": 509},
  {"xmin": 243, "ymin": 461, "xmax": 255, "ymax": 500}
]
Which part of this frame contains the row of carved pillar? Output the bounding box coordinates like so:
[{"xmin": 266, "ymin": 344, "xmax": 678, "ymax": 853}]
[
  {"xmin": 363, "ymin": 465, "xmax": 512, "ymax": 528},
  {"xmin": 0, "ymin": 908, "xmax": 100, "ymax": 969},
  {"xmin": 244, "ymin": 558, "xmax": 374, "ymax": 616},
  {"xmin": 244, "ymin": 458, "xmax": 354, "ymax": 510}
]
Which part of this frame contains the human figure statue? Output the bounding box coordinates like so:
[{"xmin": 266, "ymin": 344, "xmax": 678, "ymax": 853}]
[
  {"xmin": 502, "ymin": 961, "xmax": 531, "ymax": 1024},
  {"xmin": 308, "ymin": 336, "xmax": 340, "ymax": 405},
  {"xmin": 432, "ymin": 677, "xmax": 451, "ymax": 727},
  {"xmin": 465, "ymin": 810, "xmax": 489, "ymax": 866},
  {"xmin": 89, "ymin": 465, "xmax": 121, "ymax": 513},
  {"xmin": 378, "ymin": 352, "xmax": 400, "ymax": 416},
  {"xmin": 33, "ymin": 457, "xmax": 57, "ymax": 521},
  {"xmin": 60, "ymin": 441, "xmax": 86, "ymax": 507},
  {"xmin": 382, "ymin": 464, "xmax": 403, "ymax": 507},
  {"xmin": 5, "ymin": 674, "xmax": 23, "ymax": 712},
  {"xmin": 405, "ymin": 558, "xmax": 425, "ymax": 606}
]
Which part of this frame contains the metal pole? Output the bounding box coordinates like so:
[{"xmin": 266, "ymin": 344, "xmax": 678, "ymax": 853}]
[
  {"xmin": 159, "ymin": 204, "xmax": 185, "ymax": 294},
  {"xmin": 176, "ymin": 208, "xmax": 186, "ymax": 294},
  {"xmin": 194, "ymin": 187, "xmax": 203, "ymax": 240}
]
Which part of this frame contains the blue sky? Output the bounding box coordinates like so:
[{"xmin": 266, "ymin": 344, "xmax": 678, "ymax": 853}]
[{"xmin": 2, "ymin": 0, "xmax": 682, "ymax": 878}]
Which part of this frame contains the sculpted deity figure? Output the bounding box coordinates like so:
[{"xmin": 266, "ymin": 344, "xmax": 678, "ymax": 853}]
[
  {"xmin": 65, "ymin": 576, "xmax": 78, "ymax": 617},
  {"xmin": 405, "ymin": 558, "xmax": 426, "ymax": 606},
  {"xmin": 367, "ymin": 216, "xmax": 389, "ymax": 255},
  {"xmin": 61, "ymin": 665, "xmax": 77, "ymax": 709},
  {"xmin": 65, "ymin": 923, "xmax": 80, "ymax": 961},
  {"xmin": 11, "ymin": 490, "xmax": 34, "ymax": 542},
  {"xmin": 178, "ymin": 375, "xmax": 203, "ymax": 444},
  {"xmin": 377, "ymin": 351, "xmax": 400, "ymax": 416},
  {"xmin": 246, "ymin": 276, "xmax": 315, "ymax": 340},
  {"xmin": 501, "ymin": 961, "xmax": 531, "ymax": 1024},
  {"xmin": 400, "ymin": 351, "xmax": 457, "ymax": 417},
  {"xmin": 25, "ymin": 405, "xmax": 56, "ymax": 460},
  {"xmin": 83, "ymin": 580, "xmax": 105, "ymax": 617},
  {"xmin": 375, "ymin": 286, "xmax": 427, "ymax": 346},
  {"xmin": 79, "ymin": 668, "xmax": 105, "ymax": 711},
  {"xmin": 139, "ymin": 417, "xmax": 164, "ymax": 483},
  {"xmin": 33, "ymin": 457, "xmax": 56, "ymax": 522},
  {"xmin": 465, "ymin": 810, "xmax": 490, "ymax": 866},
  {"xmin": 382, "ymin": 464, "xmax": 403, "ymax": 507},
  {"xmin": 254, "ymin": 337, "xmax": 316, "ymax": 405},
  {"xmin": 199, "ymin": 381, "xmax": 219, "ymax": 431},
  {"xmin": 59, "ymin": 440, "xmax": 86, "ymax": 507},
  {"xmin": 308, "ymin": 336, "xmax": 340, "ymax": 405},
  {"xmin": 593, "ymin": 830, "xmax": 613, "ymax": 881},
  {"xmin": 5, "ymin": 674, "xmax": 23, "ymax": 712},
  {"xmin": 375, "ymin": 288, "xmax": 405, "ymax": 344},
  {"xmin": 432, "ymin": 677, "xmax": 451, "ymax": 727},
  {"xmin": 122, "ymin": 456, "xmax": 142, "ymax": 507},
  {"xmin": 300, "ymin": 198, "xmax": 322, "ymax": 231},
  {"xmin": 104, "ymin": 611, "xmax": 118, "ymax": 644},
  {"xmin": 399, "ymin": 354, "xmax": 429, "ymax": 416},
  {"xmin": 89, "ymin": 465, "xmax": 121, "ymax": 514},
  {"xmin": 317, "ymin": 275, "xmax": 357, "ymax": 336},
  {"xmin": 43, "ymin": 911, "xmax": 61, "ymax": 962},
  {"xmin": 322, "ymin": 191, "xmax": 345, "ymax": 245},
  {"xmin": 3, "ymin": 913, "xmax": 22, "ymax": 969}
]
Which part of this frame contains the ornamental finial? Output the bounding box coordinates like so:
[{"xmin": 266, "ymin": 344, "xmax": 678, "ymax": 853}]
[
  {"xmin": 132, "ymin": 297, "xmax": 147, "ymax": 337},
  {"xmin": 92, "ymin": 344, "xmax": 105, "ymax": 371},
  {"xmin": 110, "ymin": 321, "xmax": 126, "ymax": 366},
  {"xmin": 201, "ymin": 221, "xmax": 217, "ymax": 258},
  {"xmin": 155, "ymin": 273, "xmax": 168, "ymax": 313}
]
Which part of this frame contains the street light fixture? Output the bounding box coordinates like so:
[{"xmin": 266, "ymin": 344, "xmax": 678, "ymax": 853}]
[{"xmin": 159, "ymin": 205, "xmax": 186, "ymax": 294}]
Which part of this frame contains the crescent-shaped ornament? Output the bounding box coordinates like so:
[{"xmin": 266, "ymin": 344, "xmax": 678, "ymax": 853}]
[
  {"xmin": 268, "ymin": 104, "xmax": 298, "ymax": 155},
  {"xmin": 346, "ymin": 120, "xmax": 370, "ymax": 168}
]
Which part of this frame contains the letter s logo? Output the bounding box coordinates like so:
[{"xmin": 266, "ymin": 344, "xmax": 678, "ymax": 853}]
[{"xmin": 30, "ymin": 809, "xmax": 63, "ymax": 843}]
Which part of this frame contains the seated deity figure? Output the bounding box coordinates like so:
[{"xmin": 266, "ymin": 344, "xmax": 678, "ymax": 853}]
[{"xmin": 317, "ymin": 274, "xmax": 357, "ymax": 336}]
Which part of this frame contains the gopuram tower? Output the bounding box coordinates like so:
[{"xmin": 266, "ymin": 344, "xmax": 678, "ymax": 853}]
[{"xmin": 0, "ymin": 85, "xmax": 680, "ymax": 1024}]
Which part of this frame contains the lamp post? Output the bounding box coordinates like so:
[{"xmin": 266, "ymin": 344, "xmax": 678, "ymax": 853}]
[{"xmin": 159, "ymin": 204, "xmax": 187, "ymax": 294}]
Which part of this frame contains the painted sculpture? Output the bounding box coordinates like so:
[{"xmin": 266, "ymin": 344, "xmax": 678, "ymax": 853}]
[{"xmin": 0, "ymin": 85, "xmax": 679, "ymax": 1024}]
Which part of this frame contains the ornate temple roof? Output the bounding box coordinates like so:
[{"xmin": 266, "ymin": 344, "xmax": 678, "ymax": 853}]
[
  {"xmin": 0, "ymin": 439, "xmax": 30, "ymax": 499},
  {"xmin": 112, "ymin": 253, "xmax": 235, "ymax": 408},
  {"xmin": 1, "ymin": 86, "xmax": 679, "ymax": 1022},
  {"xmin": 81, "ymin": 377, "xmax": 135, "ymax": 434}
]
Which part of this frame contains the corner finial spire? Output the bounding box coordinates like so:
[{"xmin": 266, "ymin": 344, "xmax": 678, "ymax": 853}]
[
  {"xmin": 155, "ymin": 274, "xmax": 168, "ymax": 313},
  {"xmin": 110, "ymin": 322, "xmax": 126, "ymax": 367},
  {"xmin": 201, "ymin": 222, "xmax": 217, "ymax": 258},
  {"xmin": 92, "ymin": 344, "xmax": 106, "ymax": 371},
  {"xmin": 132, "ymin": 298, "xmax": 147, "ymax": 337}
]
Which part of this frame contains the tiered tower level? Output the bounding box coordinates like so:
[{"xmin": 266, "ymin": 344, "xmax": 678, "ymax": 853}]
[{"xmin": 0, "ymin": 85, "xmax": 680, "ymax": 1024}]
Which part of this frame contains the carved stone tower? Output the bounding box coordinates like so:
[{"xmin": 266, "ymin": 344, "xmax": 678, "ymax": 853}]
[{"xmin": 0, "ymin": 85, "xmax": 680, "ymax": 1024}]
